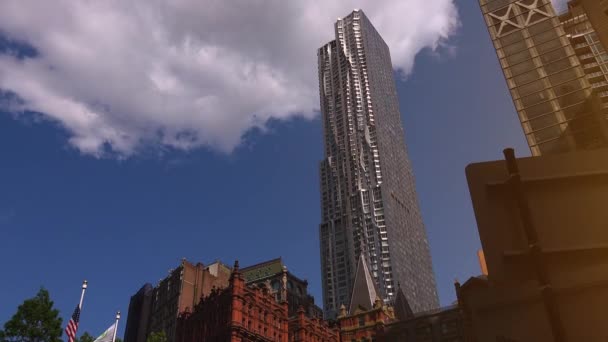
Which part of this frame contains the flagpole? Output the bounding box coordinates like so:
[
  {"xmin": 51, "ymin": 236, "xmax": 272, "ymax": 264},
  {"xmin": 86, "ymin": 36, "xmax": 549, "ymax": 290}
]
[
  {"xmin": 111, "ymin": 311, "xmax": 121, "ymax": 342},
  {"xmin": 79, "ymin": 280, "xmax": 88, "ymax": 309}
]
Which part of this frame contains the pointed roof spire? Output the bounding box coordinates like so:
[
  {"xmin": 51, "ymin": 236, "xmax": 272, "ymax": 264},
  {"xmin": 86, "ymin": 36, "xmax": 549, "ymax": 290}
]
[
  {"xmin": 394, "ymin": 282, "xmax": 414, "ymax": 320},
  {"xmin": 338, "ymin": 304, "xmax": 347, "ymax": 318},
  {"xmin": 348, "ymin": 254, "xmax": 380, "ymax": 314}
]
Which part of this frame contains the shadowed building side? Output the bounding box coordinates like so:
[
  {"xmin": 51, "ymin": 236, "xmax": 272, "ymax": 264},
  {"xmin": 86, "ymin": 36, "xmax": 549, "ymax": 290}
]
[
  {"xmin": 124, "ymin": 284, "xmax": 153, "ymax": 342},
  {"xmin": 240, "ymin": 258, "xmax": 324, "ymax": 319},
  {"xmin": 461, "ymin": 148, "xmax": 608, "ymax": 340},
  {"xmin": 124, "ymin": 259, "xmax": 232, "ymax": 342}
]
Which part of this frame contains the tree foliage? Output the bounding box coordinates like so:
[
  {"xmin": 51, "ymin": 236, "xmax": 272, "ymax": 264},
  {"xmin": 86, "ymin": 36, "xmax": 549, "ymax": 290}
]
[
  {"xmin": 74, "ymin": 332, "xmax": 94, "ymax": 342},
  {"xmin": 146, "ymin": 332, "xmax": 167, "ymax": 342},
  {"xmin": 0, "ymin": 288, "xmax": 63, "ymax": 342}
]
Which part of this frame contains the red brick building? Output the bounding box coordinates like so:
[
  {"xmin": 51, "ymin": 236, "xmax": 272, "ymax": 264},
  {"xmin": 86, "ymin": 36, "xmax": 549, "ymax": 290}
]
[
  {"xmin": 241, "ymin": 258, "xmax": 323, "ymax": 319},
  {"xmin": 288, "ymin": 307, "xmax": 338, "ymax": 342},
  {"xmin": 145, "ymin": 259, "xmax": 232, "ymax": 341},
  {"xmin": 175, "ymin": 261, "xmax": 339, "ymax": 342},
  {"xmin": 126, "ymin": 257, "xmax": 327, "ymax": 342},
  {"xmin": 337, "ymin": 299, "xmax": 395, "ymax": 341},
  {"xmin": 337, "ymin": 296, "xmax": 464, "ymax": 342}
]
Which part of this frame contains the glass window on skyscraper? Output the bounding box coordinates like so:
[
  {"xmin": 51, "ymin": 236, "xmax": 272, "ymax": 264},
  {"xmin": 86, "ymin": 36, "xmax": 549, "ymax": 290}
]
[{"xmin": 317, "ymin": 9, "xmax": 439, "ymax": 318}]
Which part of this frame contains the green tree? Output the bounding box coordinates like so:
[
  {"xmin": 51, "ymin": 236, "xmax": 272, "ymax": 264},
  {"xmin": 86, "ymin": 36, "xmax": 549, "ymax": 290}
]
[
  {"xmin": 0, "ymin": 288, "xmax": 63, "ymax": 342},
  {"xmin": 146, "ymin": 331, "xmax": 167, "ymax": 342},
  {"xmin": 74, "ymin": 332, "xmax": 95, "ymax": 342}
]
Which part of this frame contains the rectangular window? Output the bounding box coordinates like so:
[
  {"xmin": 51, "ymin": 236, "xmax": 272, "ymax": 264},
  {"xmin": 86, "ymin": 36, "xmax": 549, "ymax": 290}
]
[
  {"xmin": 521, "ymin": 90, "xmax": 550, "ymax": 107},
  {"xmin": 525, "ymin": 101, "xmax": 554, "ymax": 119},
  {"xmin": 540, "ymin": 48, "xmax": 569, "ymax": 65},
  {"xmin": 500, "ymin": 30, "xmax": 525, "ymax": 47},
  {"xmin": 553, "ymin": 78, "xmax": 584, "ymax": 96},
  {"xmin": 502, "ymin": 39, "xmax": 528, "ymax": 57},
  {"xmin": 537, "ymin": 137, "xmax": 569, "ymax": 154},
  {"xmin": 510, "ymin": 59, "xmax": 536, "ymax": 76},
  {"xmin": 513, "ymin": 69, "xmax": 540, "ymax": 86},
  {"xmin": 531, "ymin": 26, "xmax": 560, "ymax": 45},
  {"xmin": 536, "ymin": 37, "xmax": 564, "ymax": 55},
  {"xmin": 528, "ymin": 113, "xmax": 559, "ymax": 131},
  {"xmin": 548, "ymin": 68, "xmax": 579, "ymax": 86},
  {"xmin": 563, "ymin": 102, "xmax": 589, "ymax": 119},
  {"xmin": 534, "ymin": 124, "xmax": 563, "ymax": 142},
  {"xmin": 544, "ymin": 58, "xmax": 574, "ymax": 75},
  {"xmin": 527, "ymin": 17, "xmax": 555, "ymax": 36},
  {"xmin": 486, "ymin": 0, "xmax": 513, "ymax": 12},
  {"xmin": 518, "ymin": 79, "xmax": 545, "ymax": 97},
  {"xmin": 557, "ymin": 90, "xmax": 587, "ymax": 107},
  {"xmin": 505, "ymin": 49, "xmax": 532, "ymax": 66}
]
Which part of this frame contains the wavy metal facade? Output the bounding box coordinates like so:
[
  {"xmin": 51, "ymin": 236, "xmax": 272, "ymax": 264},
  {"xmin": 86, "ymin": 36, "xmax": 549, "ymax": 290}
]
[{"xmin": 317, "ymin": 9, "xmax": 438, "ymax": 318}]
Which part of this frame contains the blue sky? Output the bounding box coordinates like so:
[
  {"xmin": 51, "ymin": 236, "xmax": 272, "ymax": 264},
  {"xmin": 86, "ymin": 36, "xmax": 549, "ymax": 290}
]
[{"xmin": 0, "ymin": 0, "xmax": 533, "ymax": 338}]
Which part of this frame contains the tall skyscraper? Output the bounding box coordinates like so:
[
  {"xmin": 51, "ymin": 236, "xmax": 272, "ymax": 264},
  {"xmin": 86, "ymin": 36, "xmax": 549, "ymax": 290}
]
[
  {"xmin": 317, "ymin": 9, "xmax": 438, "ymax": 318},
  {"xmin": 479, "ymin": 0, "xmax": 608, "ymax": 156}
]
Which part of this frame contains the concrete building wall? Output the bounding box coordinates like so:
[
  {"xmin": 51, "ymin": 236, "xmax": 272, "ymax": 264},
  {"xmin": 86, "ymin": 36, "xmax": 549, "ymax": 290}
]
[{"xmin": 462, "ymin": 148, "xmax": 608, "ymax": 341}]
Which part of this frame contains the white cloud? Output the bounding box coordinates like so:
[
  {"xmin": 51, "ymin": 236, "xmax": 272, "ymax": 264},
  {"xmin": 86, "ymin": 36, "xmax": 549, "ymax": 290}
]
[{"xmin": 0, "ymin": 0, "xmax": 459, "ymax": 156}]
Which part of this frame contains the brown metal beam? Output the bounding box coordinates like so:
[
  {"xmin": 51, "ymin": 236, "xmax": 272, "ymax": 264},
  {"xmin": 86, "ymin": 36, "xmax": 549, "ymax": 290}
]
[{"xmin": 503, "ymin": 148, "xmax": 566, "ymax": 342}]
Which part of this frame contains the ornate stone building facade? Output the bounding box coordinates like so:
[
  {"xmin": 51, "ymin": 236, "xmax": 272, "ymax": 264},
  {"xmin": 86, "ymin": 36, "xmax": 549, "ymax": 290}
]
[
  {"xmin": 338, "ymin": 301, "xmax": 463, "ymax": 342},
  {"xmin": 175, "ymin": 261, "xmax": 338, "ymax": 342},
  {"xmin": 241, "ymin": 258, "xmax": 323, "ymax": 319},
  {"xmin": 288, "ymin": 307, "xmax": 339, "ymax": 342},
  {"xmin": 125, "ymin": 258, "xmax": 324, "ymax": 342},
  {"xmin": 337, "ymin": 257, "xmax": 464, "ymax": 342}
]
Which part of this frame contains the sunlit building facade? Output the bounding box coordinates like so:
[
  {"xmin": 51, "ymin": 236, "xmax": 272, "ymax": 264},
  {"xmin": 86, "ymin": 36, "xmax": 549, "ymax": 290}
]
[
  {"xmin": 479, "ymin": 0, "xmax": 608, "ymax": 156},
  {"xmin": 560, "ymin": 0, "xmax": 608, "ymax": 112},
  {"xmin": 317, "ymin": 9, "xmax": 438, "ymax": 318}
]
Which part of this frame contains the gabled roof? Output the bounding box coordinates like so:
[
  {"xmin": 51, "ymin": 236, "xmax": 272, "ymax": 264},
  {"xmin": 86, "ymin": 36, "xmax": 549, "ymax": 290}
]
[
  {"xmin": 348, "ymin": 254, "xmax": 379, "ymax": 314},
  {"xmin": 394, "ymin": 284, "xmax": 414, "ymax": 320}
]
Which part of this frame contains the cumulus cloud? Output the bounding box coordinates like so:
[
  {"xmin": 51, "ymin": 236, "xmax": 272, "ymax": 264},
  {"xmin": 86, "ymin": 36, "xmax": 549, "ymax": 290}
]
[{"xmin": 0, "ymin": 0, "xmax": 459, "ymax": 156}]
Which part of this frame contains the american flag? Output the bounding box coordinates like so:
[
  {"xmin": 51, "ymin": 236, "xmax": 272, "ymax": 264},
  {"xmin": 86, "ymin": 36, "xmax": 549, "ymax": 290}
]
[{"xmin": 65, "ymin": 305, "xmax": 81, "ymax": 342}]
